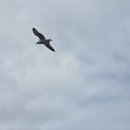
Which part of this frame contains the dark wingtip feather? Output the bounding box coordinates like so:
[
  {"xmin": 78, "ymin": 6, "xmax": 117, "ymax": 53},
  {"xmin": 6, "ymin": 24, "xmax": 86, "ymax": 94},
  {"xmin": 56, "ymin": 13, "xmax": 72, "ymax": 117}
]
[
  {"xmin": 52, "ymin": 49, "xmax": 55, "ymax": 52},
  {"xmin": 32, "ymin": 27, "xmax": 36, "ymax": 31}
]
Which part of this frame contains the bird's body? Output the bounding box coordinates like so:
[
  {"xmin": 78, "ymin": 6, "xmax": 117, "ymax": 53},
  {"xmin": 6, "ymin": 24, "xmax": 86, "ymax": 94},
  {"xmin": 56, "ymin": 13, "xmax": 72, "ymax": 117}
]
[{"xmin": 32, "ymin": 28, "xmax": 55, "ymax": 52}]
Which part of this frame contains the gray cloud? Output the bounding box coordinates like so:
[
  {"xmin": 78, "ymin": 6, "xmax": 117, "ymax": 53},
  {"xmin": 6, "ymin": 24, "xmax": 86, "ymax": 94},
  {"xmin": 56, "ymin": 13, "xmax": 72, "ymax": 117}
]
[{"xmin": 0, "ymin": 0, "xmax": 130, "ymax": 129}]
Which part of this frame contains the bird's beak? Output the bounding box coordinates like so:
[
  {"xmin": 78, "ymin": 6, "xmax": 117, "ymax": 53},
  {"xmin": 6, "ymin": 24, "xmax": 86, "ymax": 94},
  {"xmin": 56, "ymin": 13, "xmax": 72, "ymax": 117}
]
[{"xmin": 35, "ymin": 43, "xmax": 37, "ymax": 45}]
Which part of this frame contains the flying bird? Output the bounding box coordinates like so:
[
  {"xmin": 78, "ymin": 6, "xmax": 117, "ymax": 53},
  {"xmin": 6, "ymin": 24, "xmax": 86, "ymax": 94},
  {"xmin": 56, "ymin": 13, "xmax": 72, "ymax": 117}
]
[{"xmin": 32, "ymin": 27, "xmax": 55, "ymax": 52}]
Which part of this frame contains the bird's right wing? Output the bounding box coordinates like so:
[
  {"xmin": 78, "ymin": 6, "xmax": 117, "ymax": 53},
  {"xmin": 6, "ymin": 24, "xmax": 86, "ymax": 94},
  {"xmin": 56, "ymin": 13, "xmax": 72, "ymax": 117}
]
[
  {"xmin": 45, "ymin": 43, "xmax": 55, "ymax": 52},
  {"xmin": 32, "ymin": 28, "xmax": 46, "ymax": 40}
]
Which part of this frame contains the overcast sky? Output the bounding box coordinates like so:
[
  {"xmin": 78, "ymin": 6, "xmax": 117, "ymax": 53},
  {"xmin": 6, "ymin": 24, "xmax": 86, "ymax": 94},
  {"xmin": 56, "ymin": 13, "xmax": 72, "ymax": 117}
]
[{"xmin": 0, "ymin": 0, "xmax": 130, "ymax": 129}]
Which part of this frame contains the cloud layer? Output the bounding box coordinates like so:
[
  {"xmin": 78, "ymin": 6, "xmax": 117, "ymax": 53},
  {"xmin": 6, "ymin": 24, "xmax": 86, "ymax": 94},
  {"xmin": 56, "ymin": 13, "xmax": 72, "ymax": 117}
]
[{"xmin": 0, "ymin": 0, "xmax": 130, "ymax": 129}]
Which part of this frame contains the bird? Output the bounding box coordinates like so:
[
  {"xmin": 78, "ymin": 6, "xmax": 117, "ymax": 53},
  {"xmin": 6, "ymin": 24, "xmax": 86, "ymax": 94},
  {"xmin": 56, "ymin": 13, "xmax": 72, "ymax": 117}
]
[{"xmin": 32, "ymin": 27, "xmax": 55, "ymax": 52}]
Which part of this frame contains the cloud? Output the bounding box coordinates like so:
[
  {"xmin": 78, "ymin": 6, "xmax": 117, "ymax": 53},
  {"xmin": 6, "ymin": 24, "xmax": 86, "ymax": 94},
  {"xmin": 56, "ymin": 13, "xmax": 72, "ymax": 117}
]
[{"xmin": 0, "ymin": 0, "xmax": 130, "ymax": 129}]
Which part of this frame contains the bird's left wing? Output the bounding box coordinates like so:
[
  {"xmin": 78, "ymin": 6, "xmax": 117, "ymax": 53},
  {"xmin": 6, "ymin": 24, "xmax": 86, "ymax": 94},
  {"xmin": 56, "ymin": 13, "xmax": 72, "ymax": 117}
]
[{"xmin": 32, "ymin": 28, "xmax": 46, "ymax": 40}]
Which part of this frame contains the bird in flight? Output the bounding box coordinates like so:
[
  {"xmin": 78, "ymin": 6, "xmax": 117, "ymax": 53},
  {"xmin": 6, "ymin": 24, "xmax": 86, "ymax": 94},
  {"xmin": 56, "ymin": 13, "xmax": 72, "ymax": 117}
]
[{"xmin": 32, "ymin": 27, "xmax": 55, "ymax": 52}]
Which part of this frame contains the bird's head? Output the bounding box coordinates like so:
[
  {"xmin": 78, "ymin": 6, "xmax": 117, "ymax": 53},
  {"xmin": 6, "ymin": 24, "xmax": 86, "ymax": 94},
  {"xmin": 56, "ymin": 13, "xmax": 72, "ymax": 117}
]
[{"xmin": 35, "ymin": 42, "xmax": 38, "ymax": 45}]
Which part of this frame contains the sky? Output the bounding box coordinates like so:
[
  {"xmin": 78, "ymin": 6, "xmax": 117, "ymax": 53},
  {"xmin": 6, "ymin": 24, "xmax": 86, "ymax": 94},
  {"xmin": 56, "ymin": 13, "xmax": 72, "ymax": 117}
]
[{"xmin": 0, "ymin": 0, "xmax": 130, "ymax": 129}]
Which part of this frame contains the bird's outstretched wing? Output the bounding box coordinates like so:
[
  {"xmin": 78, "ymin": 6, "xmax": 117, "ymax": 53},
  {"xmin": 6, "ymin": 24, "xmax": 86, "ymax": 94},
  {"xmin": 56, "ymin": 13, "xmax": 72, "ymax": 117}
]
[
  {"xmin": 32, "ymin": 28, "xmax": 46, "ymax": 40},
  {"xmin": 45, "ymin": 43, "xmax": 55, "ymax": 52}
]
